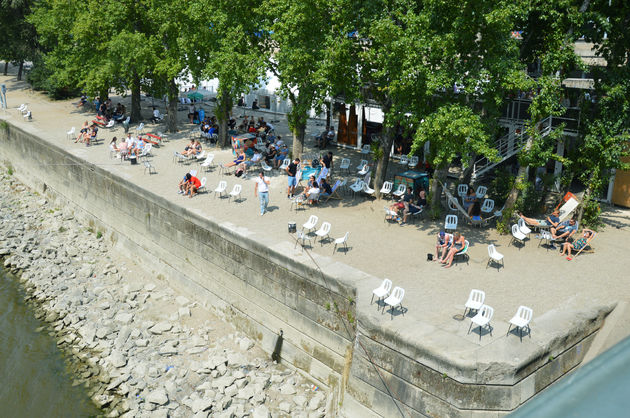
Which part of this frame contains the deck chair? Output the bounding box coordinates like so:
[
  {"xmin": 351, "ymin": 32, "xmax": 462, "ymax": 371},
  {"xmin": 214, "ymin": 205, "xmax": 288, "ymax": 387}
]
[
  {"xmin": 324, "ymin": 180, "xmax": 342, "ymax": 201},
  {"xmin": 556, "ymin": 195, "xmax": 580, "ymax": 222}
]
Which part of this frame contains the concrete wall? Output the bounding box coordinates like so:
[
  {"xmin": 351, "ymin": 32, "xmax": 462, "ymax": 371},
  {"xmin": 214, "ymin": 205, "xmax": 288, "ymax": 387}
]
[
  {"xmin": 0, "ymin": 122, "xmax": 357, "ymax": 402},
  {"xmin": 0, "ymin": 122, "xmax": 612, "ymax": 417}
]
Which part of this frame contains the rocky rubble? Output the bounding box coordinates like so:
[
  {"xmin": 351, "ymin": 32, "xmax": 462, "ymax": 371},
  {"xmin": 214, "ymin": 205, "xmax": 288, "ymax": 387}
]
[{"xmin": 0, "ymin": 171, "xmax": 330, "ymax": 417}]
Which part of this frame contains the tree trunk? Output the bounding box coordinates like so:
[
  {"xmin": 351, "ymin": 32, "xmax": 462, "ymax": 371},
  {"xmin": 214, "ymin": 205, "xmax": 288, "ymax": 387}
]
[
  {"xmin": 430, "ymin": 168, "xmax": 447, "ymax": 211},
  {"xmin": 17, "ymin": 61, "xmax": 23, "ymax": 81},
  {"xmin": 460, "ymin": 155, "xmax": 476, "ymax": 185},
  {"xmin": 3, "ymin": 62, "xmax": 8, "ymax": 76},
  {"xmin": 292, "ymin": 121, "xmax": 306, "ymax": 158},
  {"xmin": 373, "ymin": 126, "xmax": 394, "ymax": 199},
  {"xmin": 576, "ymin": 178, "xmax": 592, "ymax": 226},
  {"xmin": 502, "ymin": 134, "xmax": 534, "ymax": 222},
  {"xmin": 217, "ymin": 88, "xmax": 232, "ymax": 148},
  {"xmin": 167, "ymin": 78, "xmax": 178, "ymax": 133},
  {"xmin": 130, "ymin": 72, "xmax": 142, "ymax": 123}
]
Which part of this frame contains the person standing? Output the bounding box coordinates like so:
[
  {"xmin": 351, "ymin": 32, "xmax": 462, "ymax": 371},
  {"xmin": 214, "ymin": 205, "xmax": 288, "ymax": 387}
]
[
  {"xmin": 286, "ymin": 158, "xmax": 300, "ymax": 198},
  {"xmin": 254, "ymin": 171, "xmax": 271, "ymax": 216},
  {"xmin": 0, "ymin": 84, "xmax": 6, "ymax": 109}
]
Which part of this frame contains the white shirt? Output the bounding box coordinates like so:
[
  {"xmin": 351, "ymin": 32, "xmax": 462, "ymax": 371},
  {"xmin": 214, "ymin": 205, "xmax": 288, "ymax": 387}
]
[
  {"xmin": 255, "ymin": 176, "xmax": 270, "ymax": 193},
  {"xmin": 251, "ymin": 153, "xmax": 262, "ymax": 163}
]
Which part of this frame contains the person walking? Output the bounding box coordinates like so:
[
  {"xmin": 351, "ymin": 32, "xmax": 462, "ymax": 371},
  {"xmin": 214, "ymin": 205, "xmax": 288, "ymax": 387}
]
[
  {"xmin": 0, "ymin": 84, "xmax": 7, "ymax": 109},
  {"xmin": 254, "ymin": 171, "xmax": 271, "ymax": 216}
]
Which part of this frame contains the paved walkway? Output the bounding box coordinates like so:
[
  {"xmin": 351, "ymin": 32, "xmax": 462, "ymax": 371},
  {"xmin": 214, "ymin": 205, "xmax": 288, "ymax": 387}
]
[{"xmin": 3, "ymin": 70, "xmax": 630, "ymax": 350}]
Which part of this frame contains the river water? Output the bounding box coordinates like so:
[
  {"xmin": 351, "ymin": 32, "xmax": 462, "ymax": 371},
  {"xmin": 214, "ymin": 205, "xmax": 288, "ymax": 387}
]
[{"xmin": 0, "ymin": 267, "xmax": 100, "ymax": 417}]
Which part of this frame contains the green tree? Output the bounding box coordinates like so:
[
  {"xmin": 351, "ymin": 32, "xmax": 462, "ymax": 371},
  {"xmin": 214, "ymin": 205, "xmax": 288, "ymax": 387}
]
[
  {"xmin": 0, "ymin": 0, "xmax": 39, "ymax": 80},
  {"xmin": 186, "ymin": 0, "xmax": 266, "ymax": 146},
  {"xmin": 354, "ymin": 0, "xmax": 524, "ymax": 200},
  {"xmin": 258, "ymin": 0, "xmax": 333, "ymax": 157}
]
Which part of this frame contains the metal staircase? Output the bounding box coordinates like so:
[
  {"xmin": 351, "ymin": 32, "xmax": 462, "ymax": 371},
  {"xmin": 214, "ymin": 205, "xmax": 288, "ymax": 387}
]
[{"xmin": 472, "ymin": 116, "xmax": 554, "ymax": 180}]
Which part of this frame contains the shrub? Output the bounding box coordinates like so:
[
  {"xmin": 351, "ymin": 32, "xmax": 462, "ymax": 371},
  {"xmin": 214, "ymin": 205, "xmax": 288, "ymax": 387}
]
[
  {"xmin": 489, "ymin": 169, "xmax": 515, "ymax": 202},
  {"xmin": 581, "ymin": 197, "xmax": 603, "ymax": 230}
]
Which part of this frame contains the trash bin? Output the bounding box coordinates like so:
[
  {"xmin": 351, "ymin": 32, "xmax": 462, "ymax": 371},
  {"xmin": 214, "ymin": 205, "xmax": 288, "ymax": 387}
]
[{"xmin": 288, "ymin": 222, "xmax": 296, "ymax": 233}]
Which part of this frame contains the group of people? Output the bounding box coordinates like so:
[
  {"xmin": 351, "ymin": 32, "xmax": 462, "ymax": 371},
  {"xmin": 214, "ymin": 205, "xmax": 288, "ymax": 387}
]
[
  {"xmin": 387, "ymin": 186, "xmax": 427, "ymax": 225},
  {"xmin": 519, "ymin": 211, "xmax": 595, "ymax": 257},
  {"xmin": 285, "ymin": 152, "xmax": 334, "ymax": 201},
  {"xmin": 109, "ymin": 133, "xmax": 148, "ymax": 159},
  {"xmin": 178, "ymin": 173, "xmax": 203, "ymax": 198},
  {"xmin": 75, "ymin": 121, "xmax": 99, "ymax": 146},
  {"xmin": 434, "ymin": 231, "xmax": 466, "ymax": 268}
]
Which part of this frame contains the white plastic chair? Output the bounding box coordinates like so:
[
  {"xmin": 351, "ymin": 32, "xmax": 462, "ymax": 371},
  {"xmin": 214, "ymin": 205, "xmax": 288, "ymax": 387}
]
[
  {"xmin": 408, "ymin": 156, "xmax": 419, "ymax": 169},
  {"xmin": 279, "ymin": 158, "xmax": 290, "ymax": 171},
  {"xmin": 198, "ymin": 177, "xmax": 207, "ymax": 193},
  {"xmin": 399, "ymin": 155, "xmax": 409, "ymax": 166},
  {"xmin": 480, "ymin": 198, "xmax": 495, "ymax": 214},
  {"xmin": 18, "ymin": 104, "xmax": 27, "ymax": 113},
  {"xmin": 380, "ymin": 181, "xmax": 393, "ymax": 197},
  {"xmin": 517, "ymin": 218, "xmax": 532, "ymax": 235},
  {"xmin": 476, "ymin": 185, "xmax": 488, "ymax": 199},
  {"xmin": 339, "ymin": 158, "xmax": 351, "ymax": 174},
  {"xmin": 510, "ymin": 224, "xmax": 526, "ymax": 247},
  {"xmin": 457, "ymin": 184, "xmax": 468, "ymax": 198},
  {"xmin": 383, "ymin": 286, "xmax": 405, "ymax": 319},
  {"xmin": 294, "ymin": 230, "xmax": 312, "ymax": 249},
  {"xmin": 228, "ymin": 184, "xmax": 242, "ymax": 202},
  {"xmin": 361, "ymin": 144, "xmax": 370, "ymax": 154},
  {"xmin": 314, "ymin": 222, "xmax": 331, "ymax": 244},
  {"xmin": 105, "ymin": 119, "xmax": 115, "ymax": 128},
  {"xmin": 143, "ymin": 161, "xmax": 156, "ymax": 175},
  {"xmin": 371, "ymin": 278, "xmax": 393, "ymax": 305},
  {"xmin": 200, "ymin": 154, "xmax": 215, "ymax": 171},
  {"xmin": 463, "ymin": 289, "xmax": 485, "ymax": 317},
  {"xmin": 135, "ymin": 122, "xmax": 145, "ymax": 135},
  {"xmin": 195, "ymin": 150, "xmax": 207, "ymax": 163},
  {"xmin": 349, "ymin": 179, "xmax": 364, "ymax": 197},
  {"xmin": 214, "ymin": 180, "xmax": 227, "ymax": 198},
  {"xmin": 454, "ymin": 240, "xmax": 470, "ymax": 264},
  {"xmin": 261, "ymin": 161, "xmax": 273, "ymax": 173},
  {"xmin": 24, "ymin": 111, "xmax": 32, "ymax": 121},
  {"xmin": 507, "ymin": 306, "xmax": 533, "ymax": 341},
  {"xmin": 333, "ymin": 232, "xmax": 349, "ymax": 254},
  {"xmin": 66, "ymin": 127, "xmax": 76, "ymax": 141},
  {"xmin": 487, "ymin": 244, "xmax": 504, "ymax": 270},
  {"xmin": 537, "ymin": 229, "xmax": 559, "ymax": 251},
  {"xmin": 392, "ymin": 184, "xmax": 406, "ymax": 199},
  {"xmin": 302, "ymin": 215, "xmax": 319, "ymax": 233},
  {"xmin": 358, "ymin": 163, "xmax": 370, "ymax": 176},
  {"xmin": 356, "ymin": 159, "xmax": 368, "ymax": 171},
  {"xmin": 468, "ymin": 304, "xmax": 494, "ymax": 340},
  {"xmin": 445, "ymin": 214, "xmax": 458, "ymax": 231},
  {"xmin": 362, "ymin": 182, "xmax": 375, "ymax": 197}
]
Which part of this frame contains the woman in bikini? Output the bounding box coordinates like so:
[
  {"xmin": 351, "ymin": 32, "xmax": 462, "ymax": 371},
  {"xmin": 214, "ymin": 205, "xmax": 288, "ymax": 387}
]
[{"xmin": 560, "ymin": 228, "xmax": 595, "ymax": 258}]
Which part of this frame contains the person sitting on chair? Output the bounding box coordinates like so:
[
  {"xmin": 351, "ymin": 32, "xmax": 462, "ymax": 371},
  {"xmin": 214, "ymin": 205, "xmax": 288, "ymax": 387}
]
[
  {"xmin": 299, "ymin": 181, "xmax": 320, "ymax": 203},
  {"xmin": 435, "ymin": 231, "xmax": 452, "ymax": 261},
  {"xmin": 150, "ymin": 107, "xmax": 162, "ymax": 123},
  {"xmin": 440, "ymin": 232, "xmax": 465, "ymax": 268},
  {"xmin": 560, "ymin": 228, "xmax": 595, "ymax": 258},
  {"xmin": 462, "ymin": 188, "xmax": 477, "ymax": 216},
  {"xmin": 470, "ymin": 201, "xmax": 483, "ymax": 222},
  {"xmin": 320, "ymin": 178, "xmax": 333, "ymax": 197},
  {"xmin": 519, "ymin": 210, "xmax": 561, "ymax": 229},
  {"xmin": 224, "ymin": 150, "xmax": 245, "ymax": 168},
  {"xmin": 181, "ymin": 139, "xmax": 197, "ymax": 157},
  {"xmin": 401, "ymin": 196, "xmax": 424, "ymax": 225},
  {"xmin": 552, "ymin": 218, "xmax": 578, "ymax": 241}
]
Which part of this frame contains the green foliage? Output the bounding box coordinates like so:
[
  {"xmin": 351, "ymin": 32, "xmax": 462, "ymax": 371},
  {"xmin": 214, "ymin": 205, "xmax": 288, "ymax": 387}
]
[
  {"xmin": 516, "ymin": 181, "xmax": 545, "ymax": 216},
  {"xmin": 581, "ymin": 197, "xmax": 603, "ymax": 230},
  {"xmin": 496, "ymin": 206, "xmax": 514, "ymax": 235},
  {"xmin": 96, "ymin": 231, "xmax": 103, "ymax": 239},
  {"xmin": 489, "ymin": 169, "xmax": 515, "ymax": 203},
  {"xmin": 370, "ymin": 140, "xmax": 383, "ymax": 161},
  {"xmin": 27, "ymin": 55, "xmax": 79, "ymax": 99}
]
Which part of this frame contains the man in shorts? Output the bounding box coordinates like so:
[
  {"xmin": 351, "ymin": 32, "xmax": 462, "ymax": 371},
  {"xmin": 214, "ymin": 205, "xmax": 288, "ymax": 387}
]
[
  {"xmin": 286, "ymin": 158, "xmax": 300, "ymax": 198},
  {"xmin": 186, "ymin": 174, "xmax": 202, "ymax": 198}
]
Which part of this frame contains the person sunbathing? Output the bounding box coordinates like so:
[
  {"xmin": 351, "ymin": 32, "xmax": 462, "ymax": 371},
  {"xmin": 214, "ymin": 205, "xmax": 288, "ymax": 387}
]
[
  {"xmin": 560, "ymin": 228, "xmax": 595, "ymax": 258},
  {"xmin": 224, "ymin": 151, "xmax": 245, "ymax": 168},
  {"xmin": 386, "ymin": 201, "xmax": 404, "ymax": 222},
  {"xmin": 440, "ymin": 232, "xmax": 465, "ymax": 268},
  {"xmin": 519, "ymin": 210, "xmax": 560, "ymax": 228},
  {"xmin": 75, "ymin": 121, "xmax": 90, "ymax": 143},
  {"xmin": 181, "ymin": 139, "xmax": 197, "ymax": 157}
]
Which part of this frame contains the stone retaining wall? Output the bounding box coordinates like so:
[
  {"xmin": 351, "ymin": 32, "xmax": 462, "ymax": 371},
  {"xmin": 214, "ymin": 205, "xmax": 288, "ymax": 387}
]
[{"xmin": 0, "ymin": 122, "xmax": 611, "ymax": 417}]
